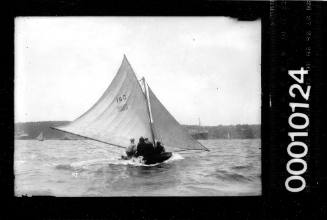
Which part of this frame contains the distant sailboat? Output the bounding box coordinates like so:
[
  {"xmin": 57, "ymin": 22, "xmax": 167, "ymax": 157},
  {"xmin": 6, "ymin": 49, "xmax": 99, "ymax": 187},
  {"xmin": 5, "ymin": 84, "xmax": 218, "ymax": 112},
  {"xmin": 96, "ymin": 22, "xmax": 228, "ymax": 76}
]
[
  {"xmin": 52, "ymin": 55, "xmax": 208, "ymax": 162},
  {"xmin": 190, "ymin": 118, "xmax": 209, "ymax": 140},
  {"xmin": 36, "ymin": 132, "xmax": 44, "ymax": 141},
  {"xmin": 15, "ymin": 129, "xmax": 29, "ymax": 140}
]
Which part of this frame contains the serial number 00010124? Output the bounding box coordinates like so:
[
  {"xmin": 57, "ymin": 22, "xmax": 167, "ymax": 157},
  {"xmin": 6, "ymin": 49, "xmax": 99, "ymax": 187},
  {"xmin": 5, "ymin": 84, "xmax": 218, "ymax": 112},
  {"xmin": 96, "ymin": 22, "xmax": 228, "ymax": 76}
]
[{"xmin": 285, "ymin": 67, "xmax": 311, "ymax": 193}]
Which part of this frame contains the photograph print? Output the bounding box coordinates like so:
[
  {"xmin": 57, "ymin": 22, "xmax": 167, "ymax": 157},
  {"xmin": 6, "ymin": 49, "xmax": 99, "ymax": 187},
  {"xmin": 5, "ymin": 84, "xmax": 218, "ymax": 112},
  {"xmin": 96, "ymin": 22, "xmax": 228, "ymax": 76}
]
[{"xmin": 14, "ymin": 17, "xmax": 261, "ymax": 196}]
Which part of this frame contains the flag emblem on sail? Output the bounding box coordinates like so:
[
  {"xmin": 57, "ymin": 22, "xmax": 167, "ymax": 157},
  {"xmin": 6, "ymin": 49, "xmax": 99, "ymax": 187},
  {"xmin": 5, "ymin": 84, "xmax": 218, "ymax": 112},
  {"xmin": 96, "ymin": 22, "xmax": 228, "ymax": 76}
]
[{"xmin": 54, "ymin": 55, "xmax": 208, "ymax": 152}]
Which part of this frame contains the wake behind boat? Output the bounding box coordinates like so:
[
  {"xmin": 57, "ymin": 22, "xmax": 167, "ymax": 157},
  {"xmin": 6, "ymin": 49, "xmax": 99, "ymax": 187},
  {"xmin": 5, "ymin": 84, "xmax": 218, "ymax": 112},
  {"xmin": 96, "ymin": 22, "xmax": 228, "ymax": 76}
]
[{"xmin": 52, "ymin": 55, "xmax": 208, "ymax": 165}]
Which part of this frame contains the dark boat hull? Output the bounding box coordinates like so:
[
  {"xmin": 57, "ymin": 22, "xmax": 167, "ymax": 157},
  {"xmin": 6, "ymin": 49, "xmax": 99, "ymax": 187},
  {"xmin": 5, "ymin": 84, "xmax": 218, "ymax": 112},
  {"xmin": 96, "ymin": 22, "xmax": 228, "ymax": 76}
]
[{"xmin": 143, "ymin": 152, "xmax": 173, "ymax": 165}]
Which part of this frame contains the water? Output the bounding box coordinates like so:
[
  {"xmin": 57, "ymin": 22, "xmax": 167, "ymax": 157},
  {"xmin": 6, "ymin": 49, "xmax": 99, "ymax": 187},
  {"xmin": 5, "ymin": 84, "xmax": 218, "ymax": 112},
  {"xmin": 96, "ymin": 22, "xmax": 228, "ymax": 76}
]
[{"xmin": 14, "ymin": 139, "xmax": 261, "ymax": 196}]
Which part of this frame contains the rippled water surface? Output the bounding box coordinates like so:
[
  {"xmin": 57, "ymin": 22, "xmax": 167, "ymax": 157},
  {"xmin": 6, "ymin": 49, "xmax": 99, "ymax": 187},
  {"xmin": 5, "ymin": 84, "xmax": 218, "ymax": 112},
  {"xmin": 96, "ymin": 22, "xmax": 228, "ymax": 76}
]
[{"xmin": 15, "ymin": 139, "xmax": 261, "ymax": 196}]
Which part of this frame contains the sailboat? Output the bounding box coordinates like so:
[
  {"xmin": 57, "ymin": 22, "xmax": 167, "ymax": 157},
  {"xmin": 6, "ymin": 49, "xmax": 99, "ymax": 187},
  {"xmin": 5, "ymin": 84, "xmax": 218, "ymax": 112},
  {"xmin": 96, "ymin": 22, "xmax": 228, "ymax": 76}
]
[
  {"xmin": 36, "ymin": 132, "xmax": 44, "ymax": 141},
  {"xmin": 190, "ymin": 118, "xmax": 209, "ymax": 140},
  {"xmin": 52, "ymin": 55, "xmax": 208, "ymax": 164},
  {"xmin": 15, "ymin": 129, "xmax": 29, "ymax": 140}
]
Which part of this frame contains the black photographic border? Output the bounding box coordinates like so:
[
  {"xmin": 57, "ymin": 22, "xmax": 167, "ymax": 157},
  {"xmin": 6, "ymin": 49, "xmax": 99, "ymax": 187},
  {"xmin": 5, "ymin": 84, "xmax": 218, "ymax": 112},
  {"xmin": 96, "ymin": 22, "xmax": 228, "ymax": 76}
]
[{"xmin": 3, "ymin": 0, "xmax": 326, "ymax": 219}]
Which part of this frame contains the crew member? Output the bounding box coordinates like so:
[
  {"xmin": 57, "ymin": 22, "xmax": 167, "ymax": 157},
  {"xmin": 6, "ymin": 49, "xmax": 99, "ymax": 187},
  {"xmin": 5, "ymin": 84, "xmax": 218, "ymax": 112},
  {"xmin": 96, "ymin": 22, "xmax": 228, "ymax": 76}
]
[
  {"xmin": 154, "ymin": 141, "xmax": 165, "ymax": 155},
  {"xmin": 125, "ymin": 138, "xmax": 137, "ymax": 158},
  {"xmin": 136, "ymin": 137, "xmax": 154, "ymax": 158},
  {"xmin": 135, "ymin": 137, "xmax": 145, "ymax": 157},
  {"xmin": 144, "ymin": 138, "xmax": 155, "ymax": 156}
]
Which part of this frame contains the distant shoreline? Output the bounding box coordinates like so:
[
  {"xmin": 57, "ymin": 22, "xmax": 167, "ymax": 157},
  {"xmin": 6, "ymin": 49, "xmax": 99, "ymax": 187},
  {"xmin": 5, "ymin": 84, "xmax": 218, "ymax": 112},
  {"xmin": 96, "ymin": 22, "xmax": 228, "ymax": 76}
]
[{"xmin": 15, "ymin": 121, "xmax": 261, "ymax": 140}]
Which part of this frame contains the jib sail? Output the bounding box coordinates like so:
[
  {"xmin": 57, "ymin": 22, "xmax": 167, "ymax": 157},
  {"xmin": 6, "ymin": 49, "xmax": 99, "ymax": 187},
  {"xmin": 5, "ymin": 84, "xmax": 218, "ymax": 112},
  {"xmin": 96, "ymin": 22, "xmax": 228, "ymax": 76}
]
[{"xmin": 147, "ymin": 86, "xmax": 208, "ymax": 152}]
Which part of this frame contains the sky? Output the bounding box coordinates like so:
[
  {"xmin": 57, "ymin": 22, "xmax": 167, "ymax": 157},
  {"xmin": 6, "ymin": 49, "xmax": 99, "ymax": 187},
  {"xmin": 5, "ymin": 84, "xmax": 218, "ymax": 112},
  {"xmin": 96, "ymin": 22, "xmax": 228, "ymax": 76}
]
[{"xmin": 15, "ymin": 17, "xmax": 261, "ymax": 126}]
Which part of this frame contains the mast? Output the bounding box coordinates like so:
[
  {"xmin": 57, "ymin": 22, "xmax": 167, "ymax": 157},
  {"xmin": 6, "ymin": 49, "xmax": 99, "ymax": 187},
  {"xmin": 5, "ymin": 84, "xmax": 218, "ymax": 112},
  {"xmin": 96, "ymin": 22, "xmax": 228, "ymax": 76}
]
[{"xmin": 142, "ymin": 77, "xmax": 156, "ymax": 144}]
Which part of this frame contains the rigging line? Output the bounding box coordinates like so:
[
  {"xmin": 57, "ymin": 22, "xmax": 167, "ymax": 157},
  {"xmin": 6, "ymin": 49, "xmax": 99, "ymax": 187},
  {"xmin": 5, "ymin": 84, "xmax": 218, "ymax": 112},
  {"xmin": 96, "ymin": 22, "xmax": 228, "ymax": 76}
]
[
  {"xmin": 62, "ymin": 137, "xmax": 123, "ymax": 156},
  {"xmin": 174, "ymin": 148, "xmax": 210, "ymax": 153},
  {"xmin": 188, "ymin": 135, "xmax": 210, "ymax": 151},
  {"xmin": 50, "ymin": 127, "xmax": 126, "ymax": 149},
  {"xmin": 77, "ymin": 139, "xmax": 123, "ymax": 155}
]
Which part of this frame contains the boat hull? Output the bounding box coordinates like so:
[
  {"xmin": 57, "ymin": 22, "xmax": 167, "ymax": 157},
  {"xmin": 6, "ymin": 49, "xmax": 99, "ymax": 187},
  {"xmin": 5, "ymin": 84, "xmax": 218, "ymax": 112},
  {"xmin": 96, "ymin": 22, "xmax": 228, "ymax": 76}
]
[
  {"xmin": 120, "ymin": 152, "xmax": 173, "ymax": 165},
  {"xmin": 143, "ymin": 152, "xmax": 173, "ymax": 165}
]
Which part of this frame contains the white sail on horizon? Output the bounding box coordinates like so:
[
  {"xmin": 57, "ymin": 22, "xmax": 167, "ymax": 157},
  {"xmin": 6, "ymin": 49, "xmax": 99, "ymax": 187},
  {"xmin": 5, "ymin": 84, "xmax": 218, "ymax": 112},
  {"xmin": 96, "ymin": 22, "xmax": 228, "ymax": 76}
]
[{"xmin": 36, "ymin": 132, "xmax": 44, "ymax": 141}]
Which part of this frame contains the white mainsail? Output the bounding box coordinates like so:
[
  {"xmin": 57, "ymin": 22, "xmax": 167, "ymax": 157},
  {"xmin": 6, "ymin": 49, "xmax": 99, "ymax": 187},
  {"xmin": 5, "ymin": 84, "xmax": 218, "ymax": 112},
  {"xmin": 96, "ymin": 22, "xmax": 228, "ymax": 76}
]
[
  {"xmin": 54, "ymin": 55, "xmax": 208, "ymax": 152},
  {"xmin": 54, "ymin": 56, "xmax": 152, "ymax": 148}
]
